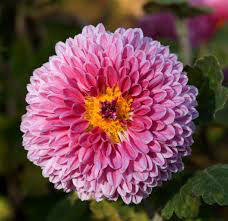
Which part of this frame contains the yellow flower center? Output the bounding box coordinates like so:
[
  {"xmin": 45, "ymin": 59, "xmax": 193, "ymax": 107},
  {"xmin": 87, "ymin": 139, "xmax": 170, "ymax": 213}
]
[{"xmin": 84, "ymin": 87, "xmax": 133, "ymax": 143}]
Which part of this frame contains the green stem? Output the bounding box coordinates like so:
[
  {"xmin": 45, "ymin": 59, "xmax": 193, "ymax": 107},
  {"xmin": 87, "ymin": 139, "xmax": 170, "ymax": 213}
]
[{"xmin": 177, "ymin": 19, "xmax": 192, "ymax": 65}]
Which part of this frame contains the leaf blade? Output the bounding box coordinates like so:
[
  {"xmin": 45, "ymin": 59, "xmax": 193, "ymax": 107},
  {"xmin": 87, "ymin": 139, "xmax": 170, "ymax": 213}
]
[
  {"xmin": 185, "ymin": 56, "xmax": 228, "ymax": 125},
  {"xmin": 161, "ymin": 164, "xmax": 228, "ymax": 219}
]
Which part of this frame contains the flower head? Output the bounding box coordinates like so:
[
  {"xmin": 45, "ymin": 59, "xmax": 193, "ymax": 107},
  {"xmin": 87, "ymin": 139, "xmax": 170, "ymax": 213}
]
[{"xmin": 21, "ymin": 24, "xmax": 198, "ymax": 204}]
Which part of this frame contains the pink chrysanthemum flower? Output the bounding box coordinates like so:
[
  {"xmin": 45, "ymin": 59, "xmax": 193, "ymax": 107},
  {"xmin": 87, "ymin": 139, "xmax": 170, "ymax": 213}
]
[
  {"xmin": 20, "ymin": 24, "xmax": 198, "ymax": 204},
  {"xmin": 190, "ymin": 0, "xmax": 228, "ymax": 25}
]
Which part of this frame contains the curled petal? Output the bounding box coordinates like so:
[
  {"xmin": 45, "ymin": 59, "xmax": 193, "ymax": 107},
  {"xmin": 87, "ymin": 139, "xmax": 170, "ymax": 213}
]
[{"xmin": 71, "ymin": 120, "xmax": 89, "ymax": 134}]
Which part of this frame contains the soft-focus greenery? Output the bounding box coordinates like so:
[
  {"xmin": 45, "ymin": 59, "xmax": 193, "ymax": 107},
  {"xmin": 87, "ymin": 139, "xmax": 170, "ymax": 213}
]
[{"xmin": 0, "ymin": 0, "xmax": 228, "ymax": 221}]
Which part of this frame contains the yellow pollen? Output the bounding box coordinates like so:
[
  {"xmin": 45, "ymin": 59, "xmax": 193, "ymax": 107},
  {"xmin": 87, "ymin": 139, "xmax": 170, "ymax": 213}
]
[{"xmin": 84, "ymin": 87, "xmax": 133, "ymax": 143}]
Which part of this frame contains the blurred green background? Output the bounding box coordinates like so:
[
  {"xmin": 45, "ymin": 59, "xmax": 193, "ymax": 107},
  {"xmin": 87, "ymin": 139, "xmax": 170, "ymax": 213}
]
[{"xmin": 0, "ymin": 0, "xmax": 228, "ymax": 220}]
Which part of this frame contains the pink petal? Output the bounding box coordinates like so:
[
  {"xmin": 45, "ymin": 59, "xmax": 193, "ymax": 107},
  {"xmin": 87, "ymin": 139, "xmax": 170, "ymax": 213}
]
[
  {"xmin": 151, "ymin": 152, "xmax": 165, "ymax": 166},
  {"xmin": 153, "ymin": 90, "xmax": 167, "ymax": 103},
  {"xmin": 61, "ymin": 65, "xmax": 75, "ymax": 79},
  {"xmin": 130, "ymin": 130, "xmax": 153, "ymax": 144},
  {"xmin": 84, "ymin": 62, "xmax": 98, "ymax": 76},
  {"xmin": 72, "ymin": 103, "xmax": 85, "ymax": 115},
  {"xmin": 122, "ymin": 45, "xmax": 134, "ymax": 58},
  {"xmin": 60, "ymin": 111, "xmax": 78, "ymax": 123},
  {"xmin": 85, "ymin": 72, "xmax": 96, "ymax": 87},
  {"xmin": 151, "ymin": 104, "xmax": 167, "ymax": 120},
  {"xmin": 78, "ymin": 133, "xmax": 90, "ymax": 146},
  {"xmin": 140, "ymin": 116, "xmax": 153, "ymax": 129},
  {"xmin": 71, "ymin": 120, "xmax": 89, "ymax": 134},
  {"xmin": 107, "ymin": 149, "xmax": 122, "ymax": 169},
  {"xmin": 120, "ymin": 76, "xmax": 131, "ymax": 93},
  {"xmin": 128, "ymin": 134, "xmax": 149, "ymax": 153},
  {"xmin": 134, "ymin": 96, "xmax": 153, "ymax": 106},
  {"xmin": 130, "ymin": 71, "xmax": 139, "ymax": 84},
  {"xmin": 121, "ymin": 142, "xmax": 138, "ymax": 160},
  {"xmin": 63, "ymin": 88, "xmax": 84, "ymax": 103},
  {"xmin": 149, "ymin": 74, "xmax": 164, "ymax": 89},
  {"xmin": 97, "ymin": 72, "xmax": 106, "ymax": 92},
  {"xmin": 161, "ymin": 108, "xmax": 175, "ymax": 125},
  {"xmin": 133, "ymin": 154, "xmax": 147, "ymax": 172},
  {"xmin": 129, "ymin": 118, "xmax": 145, "ymax": 132},
  {"xmin": 161, "ymin": 145, "xmax": 173, "ymax": 158},
  {"xmin": 107, "ymin": 169, "xmax": 122, "ymax": 187},
  {"xmin": 149, "ymin": 141, "xmax": 161, "ymax": 153},
  {"xmin": 129, "ymin": 85, "xmax": 142, "ymax": 96},
  {"xmin": 160, "ymin": 125, "xmax": 175, "ymax": 140},
  {"xmin": 134, "ymin": 105, "xmax": 151, "ymax": 116},
  {"xmin": 106, "ymin": 66, "xmax": 118, "ymax": 88}
]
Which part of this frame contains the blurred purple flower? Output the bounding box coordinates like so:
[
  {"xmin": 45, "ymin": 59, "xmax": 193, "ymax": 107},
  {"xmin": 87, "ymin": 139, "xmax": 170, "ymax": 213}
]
[
  {"xmin": 137, "ymin": 12, "xmax": 216, "ymax": 47},
  {"xmin": 187, "ymin": 15, "xmax": 217, "ymax": 47},
  {"xmin": 137, "ymin": 13, "xmax": 177, "ymax": 41}
]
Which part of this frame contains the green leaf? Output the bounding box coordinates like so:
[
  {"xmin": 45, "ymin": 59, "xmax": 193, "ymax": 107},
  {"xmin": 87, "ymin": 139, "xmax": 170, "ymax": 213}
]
[
  {"xmin": 143, "ymin": 0, "xmax": 210, "ymax": 18},
  {"xmin": 208, "ymin": 24, "xmax": 228, "ymax": 68},
  {"xmin": 90, "ymin": 200, "xmax": 149, "ymax": 221},
  {"xmin": 161, "ymin": 186, "xmax": 201, "ymax": 219},
  {"xmin": 185, "ymin": 56, "xmax": 228, "ymax": 125},
  {"xmin": 189, "ymin": 164, "xmax": 228, "ymax": 205},
  {"xmin": 47, "ymin": 197, "xmax": 89, "ymax": 221},
  {"xmin": 162, "ymin": 164, "xmax": 228, "ymax": 219}
]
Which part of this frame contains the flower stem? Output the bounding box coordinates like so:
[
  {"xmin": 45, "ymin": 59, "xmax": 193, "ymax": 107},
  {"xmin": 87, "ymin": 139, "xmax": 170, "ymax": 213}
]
[{"xmin": 177, "ymin": 19, "xmax": 192, "ymax": 65}]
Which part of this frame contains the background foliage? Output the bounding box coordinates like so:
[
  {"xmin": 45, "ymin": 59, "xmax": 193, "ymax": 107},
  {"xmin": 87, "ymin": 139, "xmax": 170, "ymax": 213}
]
[{"xmin": 0, "ymin": 0, "xmax": 228, "ymax": 220}]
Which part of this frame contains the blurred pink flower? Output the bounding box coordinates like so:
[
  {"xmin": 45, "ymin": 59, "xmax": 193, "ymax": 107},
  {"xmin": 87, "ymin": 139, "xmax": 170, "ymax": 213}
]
[
  {"xmin": 138, "ymin": 0, "xmax": 228, "ymax": 48},
  {"xmin": 191, "ymin": 0, "xmax": 228, "ymax": 24},
  {"xmin": 188, "ymin": 0, "xmax": 228, "ymax": 46},
  {"xmin": 21, "ymin": 24, "xmax": 198, "ymax": 204}
]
